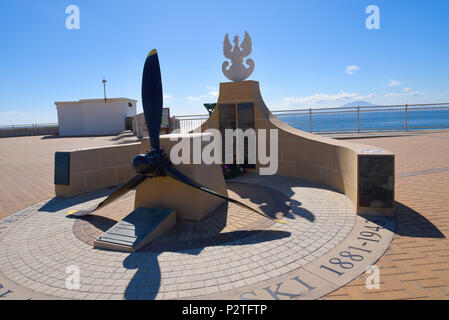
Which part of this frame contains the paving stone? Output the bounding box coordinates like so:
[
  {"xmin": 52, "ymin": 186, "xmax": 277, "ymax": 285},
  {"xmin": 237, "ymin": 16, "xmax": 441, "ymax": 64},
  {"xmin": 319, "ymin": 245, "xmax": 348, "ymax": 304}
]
[
  {"xmin": 10, "ymin": 133, "xmax": 443, "ymax": 299},
  {"xmin": 323, "ymin": 131, "xmax": 449, "ymax": 300}
]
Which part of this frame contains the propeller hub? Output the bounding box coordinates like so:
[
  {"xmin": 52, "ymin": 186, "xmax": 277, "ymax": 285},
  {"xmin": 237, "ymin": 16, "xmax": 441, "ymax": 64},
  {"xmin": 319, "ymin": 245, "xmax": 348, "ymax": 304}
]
[{"xmin": 132, "ymin": 150, "xmax": 169, "ymax": 176}]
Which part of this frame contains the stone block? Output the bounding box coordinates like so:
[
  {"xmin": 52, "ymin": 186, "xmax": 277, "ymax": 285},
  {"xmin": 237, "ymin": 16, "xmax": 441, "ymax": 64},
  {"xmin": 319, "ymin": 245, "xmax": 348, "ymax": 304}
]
[
  {"xmin": 135, "ymin": 133, "xmax": 227, "ymax": 220},
  {"xmin": 94, "ymin": 207, "xmax": 176, "ymax": 252}
]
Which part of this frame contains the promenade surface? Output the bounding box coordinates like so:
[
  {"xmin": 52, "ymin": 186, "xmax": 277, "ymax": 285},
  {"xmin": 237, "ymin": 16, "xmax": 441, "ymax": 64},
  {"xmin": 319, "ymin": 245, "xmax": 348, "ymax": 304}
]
[
  {"xmin": 323, "ymin": 130, "xmax": 449, "ymax": 299},
  {"xmin": 0, "ymin": 130, "xmax": 447, "ymax": 299},
  {"xmin": 0, "ymin": 132, "xmax": 138, "ymax": 220}
]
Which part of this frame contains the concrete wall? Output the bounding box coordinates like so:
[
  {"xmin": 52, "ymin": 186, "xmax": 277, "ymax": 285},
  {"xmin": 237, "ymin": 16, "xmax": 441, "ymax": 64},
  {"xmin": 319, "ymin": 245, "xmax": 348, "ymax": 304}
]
[
  {"xmin": 53, "ymin": 81, "xmax": 395, "ymax": 216},
  {"xmin": 132, "ymin": 113, "xmax": 147, "ymax": 137},
  {"xmin": 0, "ymin": 125, "xmax": 59, "ymax": 138},
  {"xmin": 55, "ymin": 98, "xmax": 137, "ymax": 136},
  {"xmin": 55, "ymin": 143, "xmax": 140, "ymax": 197},
  {"xmin": 132, "ymin": 112, "xmax": 179, "ymax": 138},
  {"xmin": 200, "ymin": 81, "xmax": 395, "ymax": 216},
  {"xmin": 136, "ymin": 134, "xmax": 227, "ymax": 220}
]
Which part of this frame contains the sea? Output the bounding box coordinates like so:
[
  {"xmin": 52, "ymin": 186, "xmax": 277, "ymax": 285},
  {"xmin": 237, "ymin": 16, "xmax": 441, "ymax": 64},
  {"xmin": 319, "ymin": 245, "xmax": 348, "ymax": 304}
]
[{"xmin": 274, "ymin": 107, "xmax": 449, "ymax": 132}]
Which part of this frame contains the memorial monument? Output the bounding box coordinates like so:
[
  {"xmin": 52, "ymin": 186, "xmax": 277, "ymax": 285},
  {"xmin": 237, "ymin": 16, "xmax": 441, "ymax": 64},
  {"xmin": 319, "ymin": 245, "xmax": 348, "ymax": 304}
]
[
  {"xmin": 0, "ymin": 31, "xmax": 397, "ymax": 300},
  {"xmin": 199, "ymin": 32, "xmax": 395, "ymax": 216},
  {"xmin": 222, "ymin": 31, "xmax": 255, "ymax": 82},
  {"xmin": 67, "ymin": 48, "xmax": 285, "ymax": 252},
  {"xmin": 64, "ymin": 32, "xmax": 394, "ymax": 252}
]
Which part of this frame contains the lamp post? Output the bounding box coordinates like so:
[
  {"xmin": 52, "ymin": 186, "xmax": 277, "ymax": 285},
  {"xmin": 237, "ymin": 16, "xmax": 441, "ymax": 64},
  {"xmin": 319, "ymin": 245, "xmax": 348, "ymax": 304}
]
[{"xmin": 102, "ymin": 79, "xmax": 107, "ymax": 101}]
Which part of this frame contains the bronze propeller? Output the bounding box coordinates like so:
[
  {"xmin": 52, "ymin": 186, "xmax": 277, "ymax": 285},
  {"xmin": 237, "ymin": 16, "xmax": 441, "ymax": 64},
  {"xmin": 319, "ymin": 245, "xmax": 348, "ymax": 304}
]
[{"xmin": 67, "ymin": 49, "xmax": 286, "ymax": 225}]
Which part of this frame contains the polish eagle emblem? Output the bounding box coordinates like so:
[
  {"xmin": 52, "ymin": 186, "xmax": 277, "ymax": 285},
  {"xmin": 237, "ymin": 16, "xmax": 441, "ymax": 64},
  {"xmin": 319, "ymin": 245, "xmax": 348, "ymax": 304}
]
[{"xmin": 222, "ymin": 31, "xmax": 255, "ymax": 82}]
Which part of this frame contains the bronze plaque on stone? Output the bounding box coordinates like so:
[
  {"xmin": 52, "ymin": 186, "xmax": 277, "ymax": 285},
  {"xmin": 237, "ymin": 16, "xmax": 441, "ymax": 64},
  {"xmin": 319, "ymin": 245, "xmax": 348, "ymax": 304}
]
[
  {"xmin": 219, "ymin": 103, "xmax": 236, "ymax": 131},
  {"xmin": 237, "ymin": 103, "xmax": 255, "ymax": 168},
  {"xmin": 358, "ymin": 155, "xmax": 394, "ymax": 208},
  {"xmin": 219, "ymin": 104, "xmax": 236, "ymax": 164},
  {"xmin": 54, "ymin": 152, "xmax": 70, "ymax": 185}
]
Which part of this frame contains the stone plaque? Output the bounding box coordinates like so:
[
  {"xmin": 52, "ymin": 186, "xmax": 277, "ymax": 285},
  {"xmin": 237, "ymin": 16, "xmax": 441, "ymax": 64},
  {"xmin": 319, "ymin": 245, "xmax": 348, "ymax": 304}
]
[
  {"xmin": 237, "ymin": 103, "xmax": 255, "ymax": 168},
  {"xmin": 94, "ymin": 207, "xmax": 176, "ymax": 252},
  {"xmin": 219, "ymin": 104, "xmax": 236, "ymax": 163},
  {"xmin": 358, "ymin": 155, "xmax": 394, "ymax": 208},
  {"xmin": 54, "ymin": 152, "xmax": 70, "ymax": 186},
  {"xmin": 219, "ymin": 103, "xmax": 236, "ymax": 131}
]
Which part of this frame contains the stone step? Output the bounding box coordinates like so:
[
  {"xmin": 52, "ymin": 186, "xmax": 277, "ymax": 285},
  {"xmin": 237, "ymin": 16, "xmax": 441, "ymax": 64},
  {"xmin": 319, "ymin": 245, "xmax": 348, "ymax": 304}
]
[{"xmin": 93, "ymin": 207, "xmax": 176, "ymax": 252}]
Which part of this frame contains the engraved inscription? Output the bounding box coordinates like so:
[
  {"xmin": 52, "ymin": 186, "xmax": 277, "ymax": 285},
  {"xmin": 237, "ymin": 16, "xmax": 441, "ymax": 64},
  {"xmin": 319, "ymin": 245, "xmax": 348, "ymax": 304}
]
[
  {"xmin": 0, "ymin": 284, "xmax": 13, "ymax": 299},
  {"xmin": 54, "ymin": 152, "xmax": 70, "ymax": 186},
  {"xmin": 240, "ymin": 275, "xmax": 316, "ymax": 300},
  {"xmin": 237, "ymin": 103, "xmax": 255, "ymax": 168},
  {"xmin": 319, "ymin": 218, "xmax": 388, "ymax": 277},
  {"xmin": 219, "ymin": 103, "xmax": 236, "ymax": 163},
  {"xmin": 359, "ymin": 155, "xmax": 394, "ymax": 208}
]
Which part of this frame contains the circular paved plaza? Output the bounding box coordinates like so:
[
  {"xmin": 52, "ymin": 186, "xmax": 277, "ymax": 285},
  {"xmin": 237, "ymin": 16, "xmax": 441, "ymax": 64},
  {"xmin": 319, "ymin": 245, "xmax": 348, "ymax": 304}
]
[{"xmin": 0, "ymin": 174, "xmax": 394, "ymax": 300}]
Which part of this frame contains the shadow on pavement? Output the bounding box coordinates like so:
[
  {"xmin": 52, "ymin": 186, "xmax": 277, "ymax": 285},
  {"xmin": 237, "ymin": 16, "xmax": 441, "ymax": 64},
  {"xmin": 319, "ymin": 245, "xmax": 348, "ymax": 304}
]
[
  {"xmin": 38, "ymin": 187, "xmax": 128, "ymax": 213},
  {"xmin": 226, "ymin": 181, "xmax": 315, "ymax": 223},
  {"xmin": 121, "ymin": 229, "xmax": 291, "ymax": 300},
  {"xmin": 393, "ymin": 201, "xmax": 446, "ymax": 238}
]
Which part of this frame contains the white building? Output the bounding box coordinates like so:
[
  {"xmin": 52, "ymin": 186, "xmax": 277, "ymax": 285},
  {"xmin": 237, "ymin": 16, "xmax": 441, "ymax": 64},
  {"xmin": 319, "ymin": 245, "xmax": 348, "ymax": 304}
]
[{"xmin": 55, "ymin": 98, "xmax": 137, "ymax": 136}]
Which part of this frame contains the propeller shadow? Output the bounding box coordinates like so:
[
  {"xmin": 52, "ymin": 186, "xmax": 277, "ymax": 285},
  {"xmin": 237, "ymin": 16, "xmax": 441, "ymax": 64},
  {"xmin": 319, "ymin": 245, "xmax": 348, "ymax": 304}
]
[
  {"xmin": 121, "ymin": 228, "xmax": 291, "ymax": 300},
  {"xmin": 70, "ymin": 186, "xmax": 293, "ymax": 300},
  {"xmin": 226, "ymin": 180, "xmax": 315, "ymax": 223},
  {"xmin": 38, "ymin": 187, "xmax": 126, "ymax": 213}
]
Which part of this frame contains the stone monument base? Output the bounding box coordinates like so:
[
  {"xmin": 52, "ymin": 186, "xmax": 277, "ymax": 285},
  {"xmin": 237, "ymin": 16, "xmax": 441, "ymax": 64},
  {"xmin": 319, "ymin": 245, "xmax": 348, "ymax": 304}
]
[
  {"xmin": 93, "ymin": 207, "xmax": 176, "ymax": 252},
  {"xmin": 136, "ymin": 133, "xmax": 228, "ymax": 220}
]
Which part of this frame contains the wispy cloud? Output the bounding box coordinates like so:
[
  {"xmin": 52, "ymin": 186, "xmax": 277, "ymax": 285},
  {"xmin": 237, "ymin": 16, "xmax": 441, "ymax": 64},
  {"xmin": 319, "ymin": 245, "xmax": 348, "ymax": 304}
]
[
  {"xmin": 0, "ymin": 110, "xmax": 19, "ymax": 115},
  {"xmin": 410, "ymin": 91, "xmax": 426, "ymax": 96},
  {"xmin": 385, "ymin": 83, "xmax": 427, "ymax": 98},
  {"xmin": 186, "ymin": 86, "xmax": 219, "ymax": 101},
  {"xmin": 389, "ymin": 80, "xmax": 402, "ymax": 86},
  {"xmin": 163, "ymin": 94, "xmax": 172, "ymax": 99},
  {"xmin": 279, "ymin": 92, "xmax": 375, "ymax": 108},
  {"xmin": 385, "ymin": 88, "xmax": 426, "ymax": 98},
  {"xmin": 438, "ymin": 93, "xmax": 444, "ymax": 97},
  {"xmin": 346, "ymin": 65, "xmax": 359, "ymax": 75},
  {"xmin": 384, "ymin": 92, "xmax": 404, "ymax": 98}
]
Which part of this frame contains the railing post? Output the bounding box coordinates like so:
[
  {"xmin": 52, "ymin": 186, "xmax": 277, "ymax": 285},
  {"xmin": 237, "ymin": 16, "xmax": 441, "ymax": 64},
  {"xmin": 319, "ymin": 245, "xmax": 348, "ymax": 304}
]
[
  {"xmin": 405, "ymin": 104, "xmax": 408, "ymax": 131},
  {"xmin": 309, "ymin": 108, "xmax": 312, "ymax": 133},
  {"xmin": 357, "ymin": 106, "xmax": 360, "ymax": 133},
  {"xmin": 173, "ymin": 116, "xmax": 178, "ymax": 132}
]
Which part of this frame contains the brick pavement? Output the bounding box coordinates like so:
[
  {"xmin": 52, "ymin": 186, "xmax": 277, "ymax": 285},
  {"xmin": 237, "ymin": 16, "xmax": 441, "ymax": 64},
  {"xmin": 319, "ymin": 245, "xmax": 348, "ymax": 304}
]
[
  {"xmin": 0, "ymin": 133, "xmax": 138, "ymax": 220},
  {"xmin": 0, "ymin": 175, "xmax": 356, "ymax": 299},
  {"xmin": 0, "ymin": 129, "xmax": 448, "ymax": 299},
  {"xmin": 322, "ymin": 130, "xmax": 449, "ymax": 299},
  {"xmin": 72, "ymin": 183, "xmax": 286, "ymax": 248}
]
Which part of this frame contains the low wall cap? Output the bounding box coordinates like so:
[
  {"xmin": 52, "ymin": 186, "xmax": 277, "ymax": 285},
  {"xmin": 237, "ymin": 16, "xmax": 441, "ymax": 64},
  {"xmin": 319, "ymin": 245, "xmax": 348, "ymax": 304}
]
[{"xmin": 55, "ymin": 98, "xmax": 137, "ymax": 107}]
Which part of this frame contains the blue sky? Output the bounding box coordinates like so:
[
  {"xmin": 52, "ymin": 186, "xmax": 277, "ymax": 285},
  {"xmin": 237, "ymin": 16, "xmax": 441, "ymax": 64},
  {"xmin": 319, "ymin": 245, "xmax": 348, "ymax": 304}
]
[{"xmin": 0, "ymin": 0, "xmax": 448, "ymax": 125}]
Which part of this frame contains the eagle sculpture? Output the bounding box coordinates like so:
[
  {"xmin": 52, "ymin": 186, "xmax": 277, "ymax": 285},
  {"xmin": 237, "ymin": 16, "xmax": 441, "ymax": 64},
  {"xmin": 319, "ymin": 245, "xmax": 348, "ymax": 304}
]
[{"xmin": 222, "ymin": 31, "xmax": 255, "ymax": 82}]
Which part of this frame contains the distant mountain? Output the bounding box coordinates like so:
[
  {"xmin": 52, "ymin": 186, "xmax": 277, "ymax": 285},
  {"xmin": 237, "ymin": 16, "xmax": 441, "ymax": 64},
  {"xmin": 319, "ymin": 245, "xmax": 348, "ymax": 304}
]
[{"xmin": 341, "ymin": 101, "xmax": 375, "ymax": 107}]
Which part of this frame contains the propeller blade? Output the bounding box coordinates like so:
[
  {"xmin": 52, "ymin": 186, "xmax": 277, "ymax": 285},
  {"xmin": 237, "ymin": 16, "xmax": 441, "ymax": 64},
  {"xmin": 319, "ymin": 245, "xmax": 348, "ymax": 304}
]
[
  {"xmin": 164, "ymin": 165, "xmax": 287, "ymax": 224},
  {"xmin": 67, "ymin": 174, "xmax": 147, "ymax": 217},
  {"xmin": 142, "ymin": 49, "xmax": 163, "ymax": 151}
]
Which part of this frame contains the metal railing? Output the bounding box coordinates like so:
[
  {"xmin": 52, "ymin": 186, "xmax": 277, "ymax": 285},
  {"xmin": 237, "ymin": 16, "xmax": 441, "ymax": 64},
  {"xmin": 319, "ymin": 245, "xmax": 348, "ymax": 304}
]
[
  {"xmin": 0, "ymin": 123, "xmax": 58, "ymax": 129},
  {"xmin": 172, "ymin": 103, "xmax": 449, "ymax": 133},
  {"xmin": 172, "ymin": 114, "xmax": 209, "ymax": 133},
  {"xmin": 0, "ymin": 123, "xmax": 59, "ymax": 137}
]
